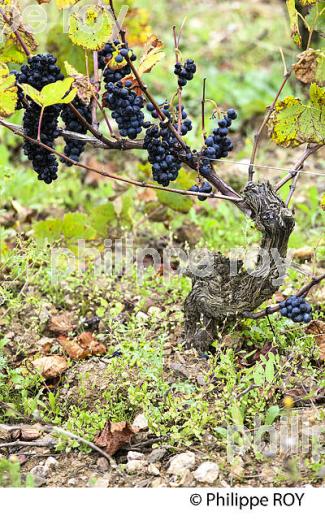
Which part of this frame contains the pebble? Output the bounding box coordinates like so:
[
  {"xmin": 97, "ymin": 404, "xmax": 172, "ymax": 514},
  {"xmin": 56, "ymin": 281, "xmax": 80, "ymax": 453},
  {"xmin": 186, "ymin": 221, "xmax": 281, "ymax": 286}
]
[
  {"xmin": 148, "ymin": 448, "xmax": 167, "ymax": 464},
  {"xmin": 91, "ymin": 475, "xmax": 110, "ymax": 488},
  {"xmin": 167, "ymin": 451, "xmax": 196, "ymax": 476},
  {"xmin": 151, "ymin": 477, "xmax": 166, "ymax": 488},
  {"xmin": 194, "ymin": 462, "xmax": 219, "ymax": 484},
  {"xmin": 126, "ymin": 460, "xmax": 148, "ymax": 474},
  {"xmin": 29, "ymin": 465, "xmax": 48, "ymax": 487},
  {"xmin": 97, "ymin": 457, "xmax": 110, "ymax": 472},
  {"xmin": 127, "ymin": 451, "xmax": 145, "ymax": 462},
  {"xmin": 147, "ymin": 463, "xmax": 160, "ymax": 476},
  {"xmin": 132, "ymin": 414, "xmax": 148, "ymax": 431},
  {"xmin": 44, "ymin": 457, "xmax": 58, "ymax": 471}
]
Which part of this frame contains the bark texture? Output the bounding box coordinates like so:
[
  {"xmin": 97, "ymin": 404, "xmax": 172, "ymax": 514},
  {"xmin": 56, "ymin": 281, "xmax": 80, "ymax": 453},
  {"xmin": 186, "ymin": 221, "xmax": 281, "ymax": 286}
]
[{"xmin": 184, "ymin": 181, "xmax": 295, "ymax": 351}]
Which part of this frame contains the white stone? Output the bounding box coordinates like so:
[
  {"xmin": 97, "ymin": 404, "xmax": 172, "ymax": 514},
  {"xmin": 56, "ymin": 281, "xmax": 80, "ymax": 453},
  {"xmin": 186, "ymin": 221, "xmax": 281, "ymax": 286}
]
[
  {"xmin": 125, "ymin": 460, "xmax": 148, "ymax": 474},
  {"xmin": 194, "ymin": 462, "xmax": 219, "ymax": 484},
  {"xmin": 167, "ymin": 452, "xmax": 196, "ymax": 476},
  {"xmin": 147, "ymin": 463, "xmax": 160, "ymax": 476},
  {"xmin": 127, "ymin": 451, "xmax": 145, "ymax": 462},
  {"xmin": 44, "ymin": 456, "xmax": 58, "ymax": 471},
  {"xmin": 132, "ymin": 413, "xmax": 149, "ymax": 431}
]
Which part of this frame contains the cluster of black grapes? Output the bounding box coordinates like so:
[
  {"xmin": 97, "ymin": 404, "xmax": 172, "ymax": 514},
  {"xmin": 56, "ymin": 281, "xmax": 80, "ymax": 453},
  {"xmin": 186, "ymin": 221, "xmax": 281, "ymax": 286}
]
[
  {"xmin": 61, "ymin": 98, "xmax": 92, "ymax": 165},
  {"xmin": 189, "ymin": 181, "xmax": 213, "ymax": 201},
  {"xmin": 199, "ymin": 108, "xmax": 237, "ymax": 176},
  {"xmin": 144, "ymin": 122, "xmax": 181, "ymax": 186},
  {"xmin": 17, "ymin": 54, "xmax": 64, "ymax": 183},
  {"xmin": 146, "ymin": 102, "xmax": 192, "ymax": 136},
  {"xmin": 98, "ymin": 40, "xmax": 136, "ymax": 84},
  {"xmin": 279, "ymin": 296, "xmax": 312, "ymax": 323},
  {"xmin": 23, "ymin": 103, "xmax": 61, "ymax": 183},
  {"xmin": 104, "ymin": 80, "xmax": 145, "ymax": 139},
  {"xmin": 174, "ymin": 59, "xmax": 197, "ymax": 87}
]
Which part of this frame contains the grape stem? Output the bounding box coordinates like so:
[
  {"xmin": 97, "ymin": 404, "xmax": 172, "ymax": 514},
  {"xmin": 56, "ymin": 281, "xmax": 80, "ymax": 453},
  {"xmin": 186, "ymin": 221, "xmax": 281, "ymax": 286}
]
[
  {"xmin": 0, "ymin": 117, "xmax": 243, "ymax": 203},
  {"xmin": 243, "ymin": 273, "xmax": 325, "ymax": 320},
  {"xmin": 37, "ymin": 106, "xmax": 45, "ymax": 142},
  {"xmin": 173, "ymin": 25, "xmax": 182, "ymax": 134}
]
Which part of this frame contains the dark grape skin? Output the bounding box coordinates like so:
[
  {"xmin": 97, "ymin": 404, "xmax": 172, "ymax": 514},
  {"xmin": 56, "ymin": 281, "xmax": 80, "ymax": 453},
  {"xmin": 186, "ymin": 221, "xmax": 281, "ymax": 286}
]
[
  {"xmin": 174, "ymin": 58, "xmax": 197, "ymax": 87},
  {"xmin": 190, "ymin": 181, "xmax": 212, "ymax": 201},
  {"xmin": 279, "ymin": 296, "xmax": 312, "ymax": 323},
  {"xmin": 19, "ymin": 54, "xmax": 64, "ymax": 183},
  {"xmin": 61, "ymin": 97, "xmax": 92, "ymax": 165}
]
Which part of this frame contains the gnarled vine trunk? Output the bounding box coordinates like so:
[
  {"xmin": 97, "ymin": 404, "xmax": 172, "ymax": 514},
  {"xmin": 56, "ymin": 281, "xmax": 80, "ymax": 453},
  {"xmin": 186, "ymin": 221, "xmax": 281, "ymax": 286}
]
[{"xmin": 184, "ymin": 182, "xmax": 295, "ymax": 351}]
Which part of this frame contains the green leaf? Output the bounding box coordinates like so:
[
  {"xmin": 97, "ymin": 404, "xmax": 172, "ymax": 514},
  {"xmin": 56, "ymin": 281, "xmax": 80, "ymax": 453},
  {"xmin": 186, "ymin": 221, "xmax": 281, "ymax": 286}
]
[
  {"xmin": 265, "ymin": 357, "xmax": 275, "ymax": 383},
  {"xmin": 89, "ymin": 203, "xmax": 117, "ymax": 236},
  {"xmin": 69, "ymin": 6, "xmax": 113, "ymax": 51},
  {"xmin": 20, "ymin": 78, "xmax": 77, "ymax": 107},
  {"xmin": 270, "ymin": 83, "xmax": 325, "ymax": 147},
  {"xmin": 62, "ymin": 212, "xmax": 97, "ymax": 240},
  {"xmin": 230, "ymin": 404, "xmax": 244, "ymax": 426},
  {"xmin": 156, "ymin": 171, "xmax": 195, "ymax": 213},
  {"xmin": 253, "ymin": 364, "xmax": 265, "ymax": 386},
  {"xmin": 0, "ymin": 39, "xmax": 25, "ymax": 64},
  {"xmin": 0, "ymin": 74, "xmax": 18, "ymax": 117},
  {"xmin": 33, "ymin": 219, "xmax": 63, "ymax": 242},
  {"xmin": 286, "ymin": 0, "xmax": 302, "ymax": 47},
  {"xmin": 265, "ymin": 405, "xmax": 280, "ymax": 425}
]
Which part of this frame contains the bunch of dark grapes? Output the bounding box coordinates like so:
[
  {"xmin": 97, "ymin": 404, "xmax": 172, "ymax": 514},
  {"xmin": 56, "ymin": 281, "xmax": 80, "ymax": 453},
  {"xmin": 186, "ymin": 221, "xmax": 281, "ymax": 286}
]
[
  {"xmin": 199, "ymin": 108, "xmax": 237, "ymax": 176},
  {"xmin": 146, "ymin": 102, "xmax": 192, "ymax": 136},
  {"xmin": 174, "ymin": 59, "xmax": 197, "ymax": 87},
  {"xmin": 23, "ymin": 103, "xmax": 61, "ymax": 183},
  {"xmin": 18, "ymin": 54, "xmax": 64, "ymax": 183},
  {"xmin": 104, "ymin": 80, "xmax": 145, "ymax": 139},
  {"xmin": 144, "ymin": 122, "xmax": 181, "ymax": 186},
  {"xmin": 189, "ymin": 181, "xmax": 212, "ymax": 201},
  {"xmin": 279, "ymin": 296, "xmax": 312, "ymax": 323},
  {"xmin": 61, "ymin": 98, "xmax": 92, "ymax": 165},
  {"xmin": 99, "ymin": 40, "xmax": 136, "ymax": 85}
]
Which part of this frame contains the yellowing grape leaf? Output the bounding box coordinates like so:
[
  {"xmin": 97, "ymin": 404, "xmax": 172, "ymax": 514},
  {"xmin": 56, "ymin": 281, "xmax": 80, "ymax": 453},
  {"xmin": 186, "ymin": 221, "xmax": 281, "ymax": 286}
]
[
  {"xmin": 138, "ymin": 35, "xmax": 165, "ymax": 75},
  {"xmin": 298, "ymin": 0, "xmax": 317, "ymax": 5},
  {"xmin": 293, "ymin": 49, "xmax": 325, "ymax": 86},
  {"xmin": 56, "ymin": 0, "xmax": 78, "ymax": 7},
  {"xmin": 20, "ymin": 77, "xmax": 77, "ymax": 107},
  {"xmin": 0, "ymin": 4, "xmax": 38, "ymax": 54},
  {"xmin": 126, "ymin": 8, "xmax": 152, "ymax": 46},
  {"xmin": 64, "ymin": 61, "xmax": 93, "ymax": 104},
  {"xmin": 0, "ymin": 38, "xmax": 25, "ymax": 64},
  {"xmin": 286, "ymin": 0, "xmax": 302, "ymax": 47},
  {"xmin": 68, "ymin": 6, "xmax": 113, "ymax": 51},
  {"xmin": 270, "ymin": 83, "xmax": 325, "ymax": 147},
  {"xmin": 0, "ymin": 73, "xmax": 17, "ymax": 117},
  {"xmin": 0, "ymin": 62, "xmax": 9, "ymax": 77}
]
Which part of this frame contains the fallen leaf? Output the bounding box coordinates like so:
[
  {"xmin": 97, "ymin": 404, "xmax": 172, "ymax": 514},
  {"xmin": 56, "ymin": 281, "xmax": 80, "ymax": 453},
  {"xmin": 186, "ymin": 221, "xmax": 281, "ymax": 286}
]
[
  {"xmin": 94, "ymin": 421, "xmax": 136, "ymax": 456},
  {"xmin": 48, "ymin": 312, "xmax": 75, "ymax": 334},
  {"xmin": 58, "ymin": 332, "xmax": 106, "ymax": 360},
  {"xmin": 292, "ymin": 247, "xmax": 314, "ymax": 261},
  {"xmin": 32, "ymin": 355, "xmax": 68, "ymax": 378},
  {"xmin": 306, "ymin": 320, "xmax": 325, "ymax": 360}
]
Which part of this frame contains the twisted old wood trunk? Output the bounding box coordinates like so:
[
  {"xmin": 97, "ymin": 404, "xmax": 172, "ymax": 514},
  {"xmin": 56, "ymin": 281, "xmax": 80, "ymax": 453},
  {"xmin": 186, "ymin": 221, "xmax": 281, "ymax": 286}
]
[{"xmin": 184, "ymin": 181, "xmax": 295, "ymax": 351}]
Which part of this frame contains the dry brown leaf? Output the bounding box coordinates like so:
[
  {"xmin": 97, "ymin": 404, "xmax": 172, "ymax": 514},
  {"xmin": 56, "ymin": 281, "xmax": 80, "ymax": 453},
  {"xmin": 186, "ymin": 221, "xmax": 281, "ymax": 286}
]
[
  {"xmin": 293, "ymin": 49, "xmax": 324, "ymax": 86},
  {"xmin": 58, "ymin": 332, "xmax": 106, "ymax": 360},
  {"xmin": 48, "ymin": 312, "xmax": 75, "ymax": 334},
  {"xmin": 94, "ymin": 421, "xmax": 136, "ymax": 456},
  {"xmin": 137, "ymin": 188, "xmax": 157, "ymax": 202},
  {"xmin": 32, "ymin": 355, "xmax": 68, "ymax": 378},
  {"xmin": 292, "ymin": 247, "xmax": 314, "ymax": 262},
  {"xmin": 306, "ymin": 319, "xmax": 325, "ymax": 360},
  {"xmin": 64, "ymin": 62, "xmax": 93, "ymax": 104}
]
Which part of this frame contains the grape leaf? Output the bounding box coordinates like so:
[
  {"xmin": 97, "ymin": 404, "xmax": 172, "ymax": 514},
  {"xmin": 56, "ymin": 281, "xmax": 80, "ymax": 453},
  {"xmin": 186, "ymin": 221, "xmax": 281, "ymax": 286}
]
[
  {"xmin": 68, "ymin": 6, "xmax": 113, "ymax": 51},
  {"xmin": 0, "ymin": 73, "xmax": 17, "ymax": 117},
  {"xmin": 64, "ymin": 61, "xmax": 93, "ymax": 104},
  {"xmin": 286, "ymin": 0, "xmax": 302, "ymax": 47},
  {"xmin": 298, "ymin": 0, "xmax": 317, "ymax": 5},
  {"xmin": 270, "ymin": 83, "xmax": 325, "ymax": 147},
  {"xmin": 156, "ymin": 169, "xmax": 194, "ymax": 213},
  {"xmin": 89, "ymin": 202, "xmax": 117, "ymax": 236},
  {"xmin": 56, "ymin": 0, "xmax": 78, "ymax": 8},
  {"xmin": 138, "ymin": 35, "xmax": 165, "ymax": 75},
  {"xmin": 293, "ymin": 49, "xmax": 325, "ymax": 86},
  {"xmin": 0, "ymin": 38, "xmax": 25, "ymax": 64},
  {"xmin": 125, "ymin": 7, "xmax": 152, "ymax": 46},
  {"xmin": 20, "ymin": 77, "xmax": 77, "ymax": 107}
]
